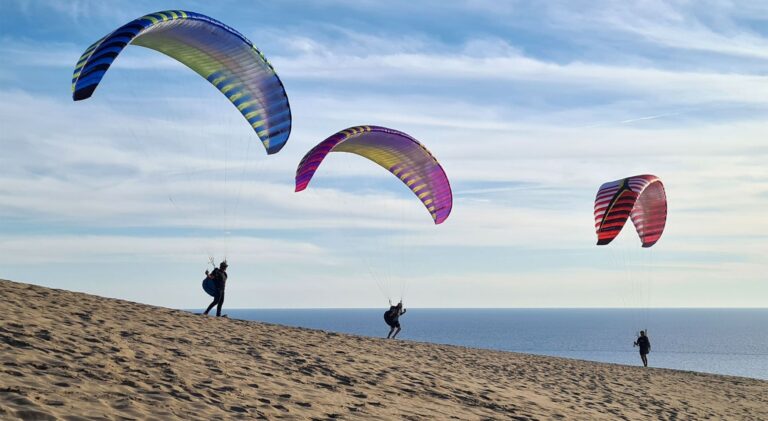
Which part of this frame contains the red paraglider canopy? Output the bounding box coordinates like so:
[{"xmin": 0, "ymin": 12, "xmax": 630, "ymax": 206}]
[{"xmin": 594, "ymin": 174, "xmax": 667, "ymax": 247}]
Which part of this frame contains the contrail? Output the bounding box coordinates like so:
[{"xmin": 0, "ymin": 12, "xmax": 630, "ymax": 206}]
[
  {"xmin": 580, "ymin": 110, "xmax": 688, "ymax": 129},
  {"xmin": 619, "ymin": 111, "xmax": 683, "ymax": 124}
]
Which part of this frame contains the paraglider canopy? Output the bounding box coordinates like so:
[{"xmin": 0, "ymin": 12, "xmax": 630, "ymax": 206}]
[
  {"xmin": 594, "ymin": 174, "xmax": 667, "ymax": 247},
  {"xmin": 295, "ymin": 125, "xmax": 453, "ymax": 224},
  {"xmin": 72, "ymin": 10, "xmax": 291, "ymax": 154}
]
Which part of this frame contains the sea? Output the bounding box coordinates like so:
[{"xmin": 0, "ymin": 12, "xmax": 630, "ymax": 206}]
[{"xmin": 218, "ymin": 308, "xmax": 768, "ymax": 380}]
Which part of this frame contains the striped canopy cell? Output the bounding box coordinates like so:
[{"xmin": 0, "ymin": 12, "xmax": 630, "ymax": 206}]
[
  {"xmin": 295, "ymin": 126, "xmax": 453, "ymax": 224},
  {"xmin": 72, "ymin": 10, "xmax": 291, "ymax": 154},
  {"xmin": 594, "ymin": 174, "xmax": 667, "ymax": 247}
]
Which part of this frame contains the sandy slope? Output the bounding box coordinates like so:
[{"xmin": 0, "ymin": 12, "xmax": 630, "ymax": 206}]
[{"xmin": 1, "ymin": 279, "xmax": 766, "ymax": 420}]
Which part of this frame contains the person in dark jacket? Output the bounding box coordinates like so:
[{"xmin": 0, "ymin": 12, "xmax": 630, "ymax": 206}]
[
  {"xmin": 634, "ymin": 330, "xmax": 651, "ymax": 367},
  {"xmin": 204, "ymin": 261, "xmax": 228, "ymax": 317},
  {"xmin": 384, "ymin": 301, "xmax": 406, "ymax": 339}
]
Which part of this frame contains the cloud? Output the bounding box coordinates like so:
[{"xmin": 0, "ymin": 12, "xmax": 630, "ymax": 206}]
[
  {"xmin": 0, "ymin": 37, "xmax": 202, "ymax": 71},
  {"xmin": 273, "ymin": 45, "xmax": 768, "ymax": 107},
  {"xmin": 8, "ymin": 22, "xmax": 768, "ymax": 110},
  {"xmin": 2, "ymin": 87, "xmax": 767, "ymax": 237},
  {"xmin": 5, "ymin": 0, "xmax": 136, "ymax": 25},
  {"xmin": 547, "ymin": 0, "xmax": 768, "ymax": 61},
  {"xmin": 392, "ymin": 261, "xmax": 768, "ymax": 307},
  {"xmin": 0, "ymin": 234, "xmax": 331, "ymax": 265}
]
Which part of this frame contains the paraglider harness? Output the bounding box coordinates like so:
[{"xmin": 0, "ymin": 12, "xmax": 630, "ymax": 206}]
[
  {"xmin": 202, "ymin": 259, "xmax": 227, "ymax": 297},
  {"xmin": 635, "ymin": 330, "xmax": 651, "ymax": 355},
  {"xmin": 202, "ymin": 271, "xmax": 219, "ymax": 297},
  {"xmin": 383, "ymin": 306, "xmax": 397, "ymax": 327},
  {"xmin": 384, "ymin": 301, "xmax": 403, "ymax": 328}
]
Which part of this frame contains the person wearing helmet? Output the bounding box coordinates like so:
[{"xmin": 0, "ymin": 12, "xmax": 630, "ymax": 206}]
[
  {"xmin": 384, "ymin": 301, "xmax": 407, "ymax": 339},
  {"xmin": 204, "ymin": 261, "xmax": 229, "ymax": 317}
]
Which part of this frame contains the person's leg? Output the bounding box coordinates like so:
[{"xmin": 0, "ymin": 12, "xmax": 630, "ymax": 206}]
[
  {"xmin": 215, "ymin": 290, "xmax": 225, "ymax": 317},
  {"xmin": 392, "ymin": 326, "xmax": 401, "ymax": 339},
  {"xmin": 204, "ymin": 295, "xmax": 220, "ymax": 315},
  {"xmin": 387, "ymin": 326, "xmax": 395, "ymax": 338},
  {"xmin": 641, "ymin": 354, "xmax": 648, "ymax": 367}
]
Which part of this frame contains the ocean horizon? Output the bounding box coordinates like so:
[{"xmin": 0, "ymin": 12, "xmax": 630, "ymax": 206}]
[{"xmin": 197, "ymin": 308, "xmax": 768, "ymax": 381}]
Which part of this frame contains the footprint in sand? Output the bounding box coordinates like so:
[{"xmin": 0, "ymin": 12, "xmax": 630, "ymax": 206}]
[
  {"xmin": 1, "ymin": 335, "xmax": 30, "ymax": 348},
  {"xmin": 315, "ymin": 382, "xmax": 336, "ymax": 391},
  {"xmin": 73, "ymin": 312, "xmax": 92, "ymax": 321},
  {"xmin": 272, "ymin": 404, "xmax": 289, "ymax": 412},
  {"xmin": 14, "ymin": 410, "xmax": 57, "ymax": 421},
  {"xmin": 43, "ymin": 400, "xmax": 65, "ymax": 407},
  {"xmin": 34, "ymin": 329, "xmax": 52, "ymax": 341}
]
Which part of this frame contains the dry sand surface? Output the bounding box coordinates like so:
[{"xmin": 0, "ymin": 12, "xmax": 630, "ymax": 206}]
[{"xmin": 1, "ymin": 279, "xmax": 766, "ymax": 420}]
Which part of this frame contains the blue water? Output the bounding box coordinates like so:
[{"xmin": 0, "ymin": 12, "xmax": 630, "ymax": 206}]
[{"xmin": 219, "ymin": 308, "xmax": 768, "ymax": 380}]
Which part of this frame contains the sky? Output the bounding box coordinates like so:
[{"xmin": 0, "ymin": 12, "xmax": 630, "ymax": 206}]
[{"xmin": 0, "ymin": 0, "xmax": 766, "ymax": 308}]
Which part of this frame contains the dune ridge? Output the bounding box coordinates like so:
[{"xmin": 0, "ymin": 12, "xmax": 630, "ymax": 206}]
[{"xmin": 1, "ymin": 279, "xmax": 766, "ymax": 420}]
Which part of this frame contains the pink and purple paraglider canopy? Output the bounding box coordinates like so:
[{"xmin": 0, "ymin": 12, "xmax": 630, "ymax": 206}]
[{"xmin": 295, "ymin": 126, "xmax": 452, "ymax": 224}]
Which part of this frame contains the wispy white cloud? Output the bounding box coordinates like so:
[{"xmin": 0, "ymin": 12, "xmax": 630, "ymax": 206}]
[
  {"xmin": 544, "ymin": 0, "xmax": 768, "ymax": 61},
  {"xmin": 2, "ymin": 88, "xmax": 767, "ymax": 234},
  {"xmin": 8, "ymin": 24, "xmax": 768, "ymax": 109},
  {"xmin": 0, "ymin": 37, "xmax": 199, "ymax": 71},
  {"xmin": 272, "ymin": 45, "xmax": 768, "ymax": 107},
  {"xmin": 0, "ymin": 234, "xmax": 331, "ymax": 265},
  {"xmin": 5, "ymin": 0, "xmax": 135, "ymax": 25}
]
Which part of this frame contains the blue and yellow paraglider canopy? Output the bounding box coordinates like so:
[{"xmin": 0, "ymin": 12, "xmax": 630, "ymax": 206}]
[{"xmin": 72, "ymin": 10, "xmax": 291, "ymax": 154}]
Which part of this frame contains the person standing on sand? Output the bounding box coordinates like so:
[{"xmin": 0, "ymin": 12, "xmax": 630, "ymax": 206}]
[
  {"xmin": 634, "ymin": 330, "xmax": 651, "ymax": 367},
  {"xmin": 384, "ymin": 301, "xmax": 406, "ymax": 339},
  {"xmin": 204, "ymin": 261, "xmax": 228, "ymax": 317}
]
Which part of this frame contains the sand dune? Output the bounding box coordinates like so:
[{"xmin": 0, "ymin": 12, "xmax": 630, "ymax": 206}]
[{"xmin": 1, "ymin": 279, "xmax": 766, "ymax": 420}]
